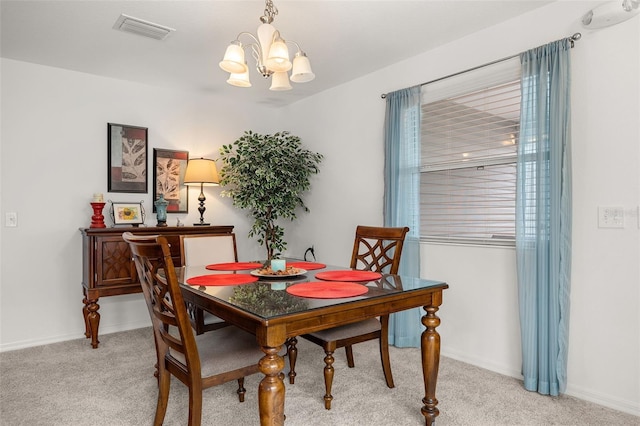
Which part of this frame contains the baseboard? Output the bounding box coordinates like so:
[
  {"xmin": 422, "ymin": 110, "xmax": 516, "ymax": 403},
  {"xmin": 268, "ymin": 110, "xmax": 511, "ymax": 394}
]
[
  {"xmin": 441, "ymin": 347, "xmax": 523, "ymax": 378},
  {"xmin": 0, "ymin": 319, "xmax": 151, "ymax": 353},
  {"xmin": 441, "ymin": 348, "xmax": 640, "ymax": 417},
  {"xmin": 565, "ymin": 382, "xmax": 640, "ymax": 417}
]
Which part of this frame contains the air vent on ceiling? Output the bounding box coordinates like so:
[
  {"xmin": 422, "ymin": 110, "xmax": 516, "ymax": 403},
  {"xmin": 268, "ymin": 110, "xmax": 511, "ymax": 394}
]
[{"xmin": 113, "ymin": 14, "xmax": 175, "ymax": 40}]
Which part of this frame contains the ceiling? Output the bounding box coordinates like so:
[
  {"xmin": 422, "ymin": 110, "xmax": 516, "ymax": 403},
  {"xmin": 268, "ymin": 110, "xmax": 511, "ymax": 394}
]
[{"xmin": 0, "ymin": 1, "xmax": 554, "ymax": 107}]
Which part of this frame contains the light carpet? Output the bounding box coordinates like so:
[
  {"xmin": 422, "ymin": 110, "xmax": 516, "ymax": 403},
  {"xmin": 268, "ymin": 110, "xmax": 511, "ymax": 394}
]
[{"xmin": 1, "ymin": 327, "xmax": 637, "ymax": 425}]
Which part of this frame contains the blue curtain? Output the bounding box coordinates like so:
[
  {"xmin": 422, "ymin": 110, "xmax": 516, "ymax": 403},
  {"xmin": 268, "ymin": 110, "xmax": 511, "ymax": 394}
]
[
  {"xmin": 383, "ymin": 86, "xmax": 422, "ymax": 348},
  {"xmin": 516, "ymin": 39, "xmax": 572, "ymax": 396}
]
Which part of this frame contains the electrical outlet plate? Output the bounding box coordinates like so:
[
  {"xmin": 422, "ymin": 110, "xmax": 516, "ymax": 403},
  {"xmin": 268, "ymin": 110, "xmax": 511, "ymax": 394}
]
[
  {"xmin": 598, "ymin": 206, "xmax": 624, "ymax": 228},
  {"xmin": 5, "ymin": 212, "xmax": 18, "ymax": 227}
]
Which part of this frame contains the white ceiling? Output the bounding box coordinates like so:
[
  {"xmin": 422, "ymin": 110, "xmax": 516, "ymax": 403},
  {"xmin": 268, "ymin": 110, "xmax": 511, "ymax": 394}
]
[{"xmin": 0, "ymin": 1, "xmax": 554, "ymax": 107}]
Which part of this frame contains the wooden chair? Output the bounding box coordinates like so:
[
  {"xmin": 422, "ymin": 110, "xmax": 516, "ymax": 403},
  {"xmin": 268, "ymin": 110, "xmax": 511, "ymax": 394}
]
[
  {"xmin": 179, "ymin": 233, "xmax": 238, "ymax": 267},
  {"xmin": 123, "ymin": 232, "xmax": 262, "ymax": 426},
  {"xmin": 180, "ymin": 234, "xmax": 238, "ymax": 334},
  {"xmin": 287, "ymin": 225, "xmax": 410, "ymax": 410}
]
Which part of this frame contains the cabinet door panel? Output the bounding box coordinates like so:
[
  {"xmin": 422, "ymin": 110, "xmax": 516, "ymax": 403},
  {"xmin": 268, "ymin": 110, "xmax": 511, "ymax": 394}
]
[{"xmin": 95, "ymin": 236, "xmax": 136, "ymax": 287}]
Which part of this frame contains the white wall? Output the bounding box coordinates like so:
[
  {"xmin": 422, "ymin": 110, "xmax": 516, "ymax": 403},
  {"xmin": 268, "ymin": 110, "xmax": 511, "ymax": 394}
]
[
  {"xmin": 1, "ymin": 0, "xmax": 638, "ymax": 418},
  {"xmin": 0, "ymin": 59, "xmax": 275, "ymax": 348},
  {"xmin": 279, "ymin": 1, "xmax": 639, "ymax": 416}
]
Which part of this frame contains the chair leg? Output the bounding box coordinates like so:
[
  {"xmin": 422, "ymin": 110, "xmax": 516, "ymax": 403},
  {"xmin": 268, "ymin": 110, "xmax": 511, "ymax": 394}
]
[
  {"xmin": 187, "ymin": 382, "xmax": 203, "ymax": 426},
  {"xmin": 286, "ymin": 337, "xmax": 298, "ymax": 384},
  {"xmin": 322, "ymin": 348, "xmax": 335, "ymax": 410},
  {"xmin": 379, "ymin": 315, "xmax": 395, "ymax": 388},
  {"xmin": 193, "ymin": 306, "xmax": 205, "ymax": 335},
  {"xmin": 237, "ymin": 377, "xmax": 246, "ymax": 402},
  {"xmin": 345, "ymin": 345, "xmax": 355, "ymax": 368},
  {"xmin": 154, "ymin": 368, "xmax": 170, "ymax": 426}
]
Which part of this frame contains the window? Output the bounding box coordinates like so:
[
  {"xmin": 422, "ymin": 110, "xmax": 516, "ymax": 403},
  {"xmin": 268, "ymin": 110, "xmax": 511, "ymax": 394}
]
[{"xmin": 420, "ymin": 58, "xmax": 521, "ymax": 245}]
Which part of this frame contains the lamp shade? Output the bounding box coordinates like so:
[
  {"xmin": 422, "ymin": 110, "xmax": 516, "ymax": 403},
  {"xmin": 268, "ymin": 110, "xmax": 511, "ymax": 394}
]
[
  {"xmin": 184, "ymin": 158, "xmax": 219, "ymax": 186},
  {"xmin": 227, "ymin": 67, "xmax": 252, "ymax": 87},
  {"xmin": 290, "ymin": 52, "xmax": 315, "ymax": 83},
  {"xmin": 269, "ymin": 71, "xmax": 292, "ymax": 91},
  {"xmin": 265, "ymin": 37, "xmax": 292, "ymax": 72},
  {"xmin": 219, "ymin": 42, "xmax": 248, "ymax": 74}
]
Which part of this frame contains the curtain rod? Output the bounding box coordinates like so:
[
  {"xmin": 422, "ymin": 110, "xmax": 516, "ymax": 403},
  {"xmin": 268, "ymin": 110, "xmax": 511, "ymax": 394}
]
[{"xmin": 380, "ymin": 32, "xmax": 582, "ymax": 99}]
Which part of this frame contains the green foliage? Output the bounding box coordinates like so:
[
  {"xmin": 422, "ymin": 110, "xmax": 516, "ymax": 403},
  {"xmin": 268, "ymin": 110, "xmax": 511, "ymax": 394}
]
[{"xmin": 219, "ymin": 131, "xmax": 323, "ymax": 260}]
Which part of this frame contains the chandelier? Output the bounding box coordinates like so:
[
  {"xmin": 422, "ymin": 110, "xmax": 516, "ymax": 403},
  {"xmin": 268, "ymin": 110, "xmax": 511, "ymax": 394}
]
[{"xmin": 218, "ymin": 0, "xmax": 315, "ymax": 91}]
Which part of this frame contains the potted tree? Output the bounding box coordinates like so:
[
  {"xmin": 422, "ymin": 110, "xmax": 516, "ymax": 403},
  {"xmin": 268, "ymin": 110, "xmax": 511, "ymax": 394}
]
[{"xmin": 218, "ymin": 130, "xmax": 323, "ymax": 261}]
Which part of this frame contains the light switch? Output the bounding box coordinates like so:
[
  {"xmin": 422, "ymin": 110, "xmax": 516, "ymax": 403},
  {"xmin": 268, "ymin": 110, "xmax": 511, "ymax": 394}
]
[
  {"xmin": 5, "ymin": 212, "xmax": 17, "ymax": 227},
  {"xmin": 598, "ymin": 206, "xmax": 624, "ymax": 228}
]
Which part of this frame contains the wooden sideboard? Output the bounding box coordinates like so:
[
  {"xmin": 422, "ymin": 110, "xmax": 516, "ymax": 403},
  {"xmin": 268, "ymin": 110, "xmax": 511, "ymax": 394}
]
[{"xmin": 80, "ymin": 225, "xmax": 234, "ymax": 348}]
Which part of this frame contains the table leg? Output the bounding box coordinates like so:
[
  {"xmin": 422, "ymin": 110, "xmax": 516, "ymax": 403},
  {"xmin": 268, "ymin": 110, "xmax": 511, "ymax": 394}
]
[
  {"xmin": 82, "ymin": 295, "xmax": 100, "ymax": 349},
  {"xmin": 258, "ymin": 345, "xmax": 286, "ymax": 426},
  {"xmin": 421, "ymin": 305, "xmax": 441, "ymax": 426}
]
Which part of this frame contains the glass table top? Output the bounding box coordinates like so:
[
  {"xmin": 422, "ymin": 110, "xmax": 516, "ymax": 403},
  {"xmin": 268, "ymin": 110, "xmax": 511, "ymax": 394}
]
[{"xmin": 177, "ymin": 264, "xmax": 446, "ymax": 320}]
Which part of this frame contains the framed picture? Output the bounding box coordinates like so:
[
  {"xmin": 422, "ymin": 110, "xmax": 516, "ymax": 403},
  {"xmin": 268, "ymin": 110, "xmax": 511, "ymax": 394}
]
[
  {"xmin": 107, "ymin": 123, "xmax": 148, "ymax": 193},
  {"xmin": 111, "ymin": 202, "xmax": 145, "ymax": 226},
  {"xmin": 153, "ymin": 148, "xmax": 189, "ymax": 213}
]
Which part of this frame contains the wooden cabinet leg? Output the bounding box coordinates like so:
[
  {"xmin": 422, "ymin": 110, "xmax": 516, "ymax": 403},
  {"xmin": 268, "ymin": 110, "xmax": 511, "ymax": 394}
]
[
  {"xmin": 83, "ymin": 296, "xmax": 101, "ymax": 349},
  {"xmin": 421, "ymin": 305, "xmax": 441, "ymax": 426},
  {"xmin": 82, "ymin": 296, "xmax": 91, "ymax": 338},
  {"xmin": 258, "ymin": 345, "xmax": 285, "ymax": 426}
]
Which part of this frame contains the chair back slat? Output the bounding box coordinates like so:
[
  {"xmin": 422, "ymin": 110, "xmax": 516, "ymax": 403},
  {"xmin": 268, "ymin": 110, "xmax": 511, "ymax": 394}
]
[{"xmin": 350, "ymin": 226, "xmax": 410, "ymax": 275}]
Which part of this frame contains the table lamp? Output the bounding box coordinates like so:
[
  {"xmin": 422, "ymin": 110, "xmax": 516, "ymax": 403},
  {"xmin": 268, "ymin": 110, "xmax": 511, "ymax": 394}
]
[{"xmin": 183, "ymin": 157, "xmax": 219, "ymax": 226}]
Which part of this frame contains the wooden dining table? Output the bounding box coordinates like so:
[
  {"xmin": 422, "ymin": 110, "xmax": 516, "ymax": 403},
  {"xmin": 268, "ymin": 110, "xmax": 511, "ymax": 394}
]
[{"xmin": 176, "ymin": 262, "xmax": 448, "ymax": 426}]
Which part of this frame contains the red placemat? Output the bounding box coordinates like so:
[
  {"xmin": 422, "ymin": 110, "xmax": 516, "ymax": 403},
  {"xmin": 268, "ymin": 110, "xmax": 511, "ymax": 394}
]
[
  {"xmin": 315, "ymin": 270, "xmax": 382, "ymax": 282},
  {"xmin": 286, "ymin": 282, "xmax": 368, "ymax": 299},
  {"xmin": 186, "ymin": 274, "xmax": 258, "ymax": 286},
  {"xmin": 287, "ymin": 261, "xmax": 327, "ymax": 271},
  {"xmin": 206, "ymin": 262, "xmax": 263, "ymax": 271}
]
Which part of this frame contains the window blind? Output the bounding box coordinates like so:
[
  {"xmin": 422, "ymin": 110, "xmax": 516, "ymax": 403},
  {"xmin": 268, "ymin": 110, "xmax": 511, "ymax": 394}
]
[{"xmin": 420, "ymin": 58, "xmax": 521, "ymax": 244}]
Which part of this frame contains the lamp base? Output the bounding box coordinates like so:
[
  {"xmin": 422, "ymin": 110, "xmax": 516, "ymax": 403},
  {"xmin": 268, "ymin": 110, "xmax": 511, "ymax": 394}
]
[{"xmin": 193, "ymin": 223, "xmax": 210, "ymax": 226}]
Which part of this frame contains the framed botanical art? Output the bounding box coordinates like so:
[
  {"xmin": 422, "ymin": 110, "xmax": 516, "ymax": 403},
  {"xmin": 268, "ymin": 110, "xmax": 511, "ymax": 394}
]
[
  {"xmin": 110, "ymin": 201, "xmax": 145, "ymax": 226},
  {"xmin": 107, "ymin": 123, "xmax": 148, "ymax": 193},
  {"xmin": 153, "ymin": 148, "xmax": 189, "ymax": 213}
]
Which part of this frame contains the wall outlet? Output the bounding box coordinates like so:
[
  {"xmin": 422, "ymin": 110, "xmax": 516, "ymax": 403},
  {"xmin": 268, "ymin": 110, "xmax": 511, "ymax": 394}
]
[{"xmin": 598, "ymin": 206, "xmax": 624, "ymax": 228}]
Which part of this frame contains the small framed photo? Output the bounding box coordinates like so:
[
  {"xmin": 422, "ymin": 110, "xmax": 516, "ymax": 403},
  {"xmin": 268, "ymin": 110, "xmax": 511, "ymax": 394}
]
[
  {"xmin": 108, "ymin": 123, "xmax": 148, "ymax": 193},
  {"xmin": 153, "ymin": 148, "xmax": 189, "ymax": 213},
  {"xmin": 111, "ymin": 202, "xmax": 145, "ymax": 226}
]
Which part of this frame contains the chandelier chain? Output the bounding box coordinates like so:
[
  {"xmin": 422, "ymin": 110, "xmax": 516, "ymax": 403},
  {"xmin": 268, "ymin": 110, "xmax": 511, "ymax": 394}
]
[{"xmin": 263, "ymin": 0, "xmax": 278, "ymax": 21}]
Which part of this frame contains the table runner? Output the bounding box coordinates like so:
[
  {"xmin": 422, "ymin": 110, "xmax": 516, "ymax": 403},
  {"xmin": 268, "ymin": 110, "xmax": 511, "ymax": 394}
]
[
  {"xmin": 186, "ymin": 274, "xmax": 258, "ymax": 286},
  {"xmin": 206, "ymin": 262, "xmax": 263, "ymax": 271},
  {"xmin": 315, "ymin": 270, "xmax": 382, "ymax": 282},
  {"xmin": 286, "ymin": 281, "xmax": 368, "ymax": 299}
]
